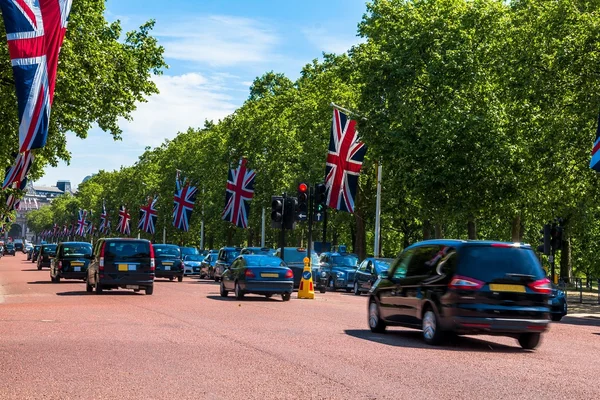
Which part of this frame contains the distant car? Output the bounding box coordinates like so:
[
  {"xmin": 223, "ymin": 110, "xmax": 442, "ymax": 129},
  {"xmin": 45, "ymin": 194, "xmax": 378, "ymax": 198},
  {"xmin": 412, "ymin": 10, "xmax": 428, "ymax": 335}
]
[
  {"xmin": 25, "ymin": 243, "xmax": 33, "ymax": 254},
  {"xmin": 367, "ymin": 240, "xmax": 551, "ymax": 349},
  {"xmin": 182, "ymin": 254, "xmax": 204, "ymax": 276},
  {"xmin": 4, "ymin": 243, "xmax": 16, "ymax": 256},
  {"xmin": 240, "ymin": 247, "xmax": 273, "ymax": 255},
  {"xmin": 153, "ymin": 244, "xmax": 184, "ymax": 282},
  {"xmin": 87, "ymin": 238, "xmax": 155, "ymax": 295},
  {"xmin": 31, "ymin": 245, "xmax": 41, "ymax": 263},
  {"xmin": 37, "ymin": 244, "xmax": 57, "ymax": 269},
  {"xmin": 201, "ymin": 250, "xmax": 219, "ymax": 279},
  {"xmin": 549, "ymin": 285, "xmax": 568, "ymax": 321},
  {"xmin": 220, "ymin": 255, "xmax": 294, "ymax": 301},
  {"xmin": 50, "ymin": 242, "xmax": 93, "ymax": 283},
  {"xmin": 273, "ymin": 247, "xmax": 320, "ymax": 288},
  {"xmin": 317, "ymin": 252, "xmax": 359, "ymax": 292},
  {"xmin": 14, "ymin": 242, "xmax": 24, "ymax": 253},
  {"xmin": 213, "ymin": 247, "xmax": 242, "ymax": 281},
  {"xmin": 353, "ymin": 257, "xmax": 393, "ymax": 295},
  {"xmin": 180, "ymin": 246, "xmax": 199, "ymax": 258}
]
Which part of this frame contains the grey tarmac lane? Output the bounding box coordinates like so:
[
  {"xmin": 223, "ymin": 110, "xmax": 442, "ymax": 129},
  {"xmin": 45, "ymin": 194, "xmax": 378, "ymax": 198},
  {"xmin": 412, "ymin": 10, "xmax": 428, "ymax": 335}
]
[{"xmin": 1, "ymin": 253, "xmax": 599, "ymax": 400}]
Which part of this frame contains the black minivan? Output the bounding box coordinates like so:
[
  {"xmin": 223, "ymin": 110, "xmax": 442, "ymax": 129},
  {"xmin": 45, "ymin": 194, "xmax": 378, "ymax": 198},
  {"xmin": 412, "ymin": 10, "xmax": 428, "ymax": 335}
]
[
  {"xmin": 87, "ymin": 238, "xmax": 155, "ymax": 295},
  {"xmin": 153, "ymin": 244, "xmax": 184, "ymax": 282},
  {"xmin": 50, "ymin": 242, "xmax": 93, "ymax": 282},
  {"xmin": 368, "ymin": 240, "xmax": 552, "ymax": 350}
]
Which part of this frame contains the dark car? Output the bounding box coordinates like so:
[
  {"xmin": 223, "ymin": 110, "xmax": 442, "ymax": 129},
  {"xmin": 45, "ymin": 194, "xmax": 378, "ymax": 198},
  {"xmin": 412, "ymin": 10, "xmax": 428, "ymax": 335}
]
[
  {"xmin": 200, "ymin": 250, "xmax": 219, "ymax": 279},
  {"xmin": 368, "ymin": 240, "xmax": 551, "ymax": 349},
  {"xmin": 14, "ymin": 242, "xmax": 24, "ymax": 252},
  {"xmin": 353, "ymin": 257, "xmax": 394, "ymax": 295},
  {"xmin": 86, "ymin": 238, "xmax": 155, "ymax": 295},
  {"xmin": 220, "ymin": 255, "xmax": 294, "ymax": 301},
  {"xmin": 50, "ymin": 242, "xmax": 93, "ymax": 282},
  {"xmin": 549, "ymin": 285, "xmax": 568, "ymax": 321},
  {"xmin": 317, "ymin": 252, "xmax": 359, "ymax": 292},
  {"xmin": 213, "ymin": 247, "xmax": 242, "ymax": 281},
  {"xmin": 4, "ymin": 243, "xmax": 16, "ymax": 256},
  {"xmin": 37, "ymin": 244, "xmax": 57, "ymax": 269},
  {"xmin": 153, "ymin": 244, "xmax": 184, "ymax": 282},
  {"xmin": 180, "ymin": 246, "xmax": 199, "ymax": 257},
  {"xmin": 273, "ymin": 247, "xmax": 320, "ymax": 288},
  {"xmin": 31, "ymin": 245, "xmax": 41, "ymax": 263}
]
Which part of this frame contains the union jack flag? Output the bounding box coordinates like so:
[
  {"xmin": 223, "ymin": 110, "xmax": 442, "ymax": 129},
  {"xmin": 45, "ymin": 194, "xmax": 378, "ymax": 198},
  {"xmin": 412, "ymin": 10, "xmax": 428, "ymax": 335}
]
[
  {"xmin": 3, "ymin": 151, "xmax": 34, "ymax": 190},
  {"xmin": 76, "ymin": 209, "xmax": 87, "ymax": 236},
  {"xmin": 0, "ymin": 0, "xmax": 73, "ymax": 153},
  {"xmin": 86, "ymin": 219, "xmax": 94, "ymax": 236},
  {"xmin": 68, "ymin": 222, "xmax": 74, "ymax": 237},
  {"xmin": 52, "ymin": 223, "xmax": 59, "ymax": 237},
  {"xmin": 222, "ymin": 158, "xmax": 255, "ymax": 228},
  {"xmin": 117, "ymin": 205, "xmax": 131, "ymax": 236},
  {"xmin": 325, "ymin": 109, "xmax": 367, "ymax": 213},
  {"xmin": 173, "ymin": 171, "xmax": 197, "ymax": 232},
  {"xmin": 99, "ymin": 200, "xmax": 109, "ymax": 234},
  {"xmin": 62, "ymin": 224, "xmax": 67, "ymax": 237},
  {"xmin": 590, "ymin": 112, "xmax": 600, "ymax": 172},
  {"xmin": 138, "ymin": 195, "xmax": 158, "ymax": 234}
]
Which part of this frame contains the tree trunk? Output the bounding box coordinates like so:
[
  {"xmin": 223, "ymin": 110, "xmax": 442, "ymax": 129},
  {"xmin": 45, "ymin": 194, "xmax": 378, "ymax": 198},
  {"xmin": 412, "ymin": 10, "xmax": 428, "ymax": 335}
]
[
  {"xmin": 467, "ymin": 219, "xmax": 477, "ymax": 240},
  {"xmin": 560, "ymin": 234, "xmax": 572, "ymax": 283},
  {"xmin": 247, "ymin": 228, "xmax": 253, "ymax": 247},
  {"xmin": 422, "ymin": 220, "xmax": 432, "ymax": 240},
  {"xmin": 434, "ymin": 224, "xmax": 443, "ymax": 239},
  {"xmin": 350, "ymin": 224, "xmax": 356, "ymax": 254},
  {"xmin": 354, "ymin": 186, "xmax": 367, "ymax": 260},
  {"xmin": 226, "ymin": 226, "xmax": 233, "ymax": 246},
  {"xmin": 208, "ymin": 235, "xmax": 214, "ymax": 250},
  {"xmin": 511, "ymin": 214, "xmax": 521, "ymax": 242}
]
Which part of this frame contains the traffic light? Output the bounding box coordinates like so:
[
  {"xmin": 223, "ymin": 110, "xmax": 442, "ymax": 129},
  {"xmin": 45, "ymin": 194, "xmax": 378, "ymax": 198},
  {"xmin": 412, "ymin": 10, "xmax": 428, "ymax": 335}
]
[
  {"xmin": 552, "ymin": 224, "xmax": 563, "ymax": 251},
  {"xmin": 537, "ymin": 224, "xmax": 551, "ymax": 255},
  {"xmin": 314, "ymin": 184, "xmax": 327, "ymax": 219},
  {"xmin": 271, "ymin": 196, "xmax": 284, "ymax": 229},
  {"xmin": 296, "ymin": 183, "xmax": 308, "ymax": 221},
  {"xmin": 283, "ymin": 197, "xmax": 297, "ymax": 230}
]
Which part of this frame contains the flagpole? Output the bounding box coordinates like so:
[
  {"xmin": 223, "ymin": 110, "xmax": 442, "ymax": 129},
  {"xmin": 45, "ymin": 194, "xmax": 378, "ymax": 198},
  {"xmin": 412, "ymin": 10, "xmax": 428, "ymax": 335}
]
[
  {"xmin": 163, "ymin": 216, "xmax": 166, "ymax": 244},
  {"xmin": 374, "ymin": 161, "xmax": 383, "ymax": 258},
  {"xmin": 261, "ymin": 207, "xmax": 266, "ymax": 248},
  {"xmin": 200, "ymin": 188, "xmax": 205, "ymax": 250}
]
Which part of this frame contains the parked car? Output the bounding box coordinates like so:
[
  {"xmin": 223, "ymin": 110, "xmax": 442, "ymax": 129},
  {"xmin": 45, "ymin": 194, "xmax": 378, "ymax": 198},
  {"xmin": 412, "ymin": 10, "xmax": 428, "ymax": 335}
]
[
  {"xmin": 273, "ymin": 247, "xmax": 320, "ymax": 288},
  {"xmin": 182, "ymin": 254, "xmax": 204, "ymax": 276},
  {"xmin": 153, "ymin": 244, "xmax": 184, "ymax": 282},
  {"xmin": 4, "ymin": 243, "xmax": 16, "ymax": 256},
  {"xmin": 37, "ymin": 244, "xmax": 57, "ymax": 269},
  {"xmin": 201, "ymin": 250, "xmax": 219, "ymax": 279},
  {"xmin": 87, "ymin": 238, "xmax": 155, "ymax": 295},
  {"xmin": 50, "ymin": 242, "xmax": 93, "ymax": 283},
  {"xmin": 213, "ymin": 247, "xmax": 242, "ymax": 281},
  {"xmin": 549, "ymin": 285, "xmax": 568, "ymax": 321},
  {"xmin": 367, "ymin": 240, "xmax": 552, "ymax": 349},
  {"xmin": 317, "ymin": 252, "xmax": 359, "ymax": 292},
  {"xmin": 180, "ymin": 246, "xmax": 199, "ymax": 258},
  {"xmin": 220, "ymin": 255, "xmax": 294, "ymax": 301},
  {"xmin": 353, "ymin": 257, "xmax": 394, "ymax": 295},
  {"xmin": 31, "ymin": 245, "xmax": 41, "ymax": 263}
]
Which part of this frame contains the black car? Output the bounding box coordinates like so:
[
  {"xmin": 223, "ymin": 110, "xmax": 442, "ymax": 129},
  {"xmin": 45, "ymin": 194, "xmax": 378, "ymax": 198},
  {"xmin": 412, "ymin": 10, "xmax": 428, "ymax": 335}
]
[
  {"xmin": 86, "ymin": 238, "xmax": 155, "ymax": 295},
  {"xmin": 153, "ymin": 244, "xmax": 184, "ymax": 282},
  {"xmin": 317, "ymin": 252, "xmax": 359, "ymax": 292},
  {"xmin": 368, "ymin": 240, "xmax": 551, "ymax": 349},
  {"xmin": 4, "ymin": 243, "xmax": 16, "ymax": 256},
  {"xmin": 353, "ymin": 257, "xmax": 394, "ymax": 295},
  {"xmin": 14, "ymin": 242, "xmax": 24, "ymax": 252},
  {"xmin": 200, "ymin": 250, "xmax": 219, "ymax": 279},
  {"xmin": 31, "ymin": 245, "xmax": 41, "ymax": 263},
  {"xmin": 50, "ymin": 242, "xmax": 93, "ymax": 282},
  {"xmin": 213, "ymin": 247, "xmax": 242, "ymax": 281},
  {"xmin": 549, "ymin": 285, "xmax": 568, "ymax": 321},
  {"xmin": 37, "ymin": 244, "xmax": 57, "ymax": 269}
]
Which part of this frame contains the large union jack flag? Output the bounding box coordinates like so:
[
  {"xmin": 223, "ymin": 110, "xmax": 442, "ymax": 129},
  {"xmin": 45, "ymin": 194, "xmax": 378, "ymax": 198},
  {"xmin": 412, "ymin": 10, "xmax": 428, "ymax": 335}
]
[
  {"xmin": 138, "ymin": 196, "xmax": 158, "ymax": 234},
  {"xmin": 325, "ymin": 109, "xmax": 367, "ymax": 213},
  {"xmin": 173, "ymin": 171, "xmax": 197, "ymax": 232},
  {"xmin": 3, "ymin": 151, "xmax": 34, "ymax": 190},
  {"xmin": 222, "ymin": 158, "xmax": 255, "ymax": 229},
  {"xmin": 117, "ymin": 205, "xmax": 131, "ymax": 236},
  {"xmin": 75, "ymin": 209, "xmax": 87, "ymax": 236},
  {"xmin": 0, "ymin": 0, "xmax": 73, "ymax": 153},
  {"xmin": 590, "ymin": 112, "xmax": 600, "ymax": 172}
]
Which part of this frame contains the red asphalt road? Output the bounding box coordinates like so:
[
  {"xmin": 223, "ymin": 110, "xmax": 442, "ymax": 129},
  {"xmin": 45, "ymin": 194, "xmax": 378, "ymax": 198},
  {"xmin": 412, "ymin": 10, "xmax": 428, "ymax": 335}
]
[{"xmin": 1, "ymin": 253, "xmax": 599, "ymax": 400}]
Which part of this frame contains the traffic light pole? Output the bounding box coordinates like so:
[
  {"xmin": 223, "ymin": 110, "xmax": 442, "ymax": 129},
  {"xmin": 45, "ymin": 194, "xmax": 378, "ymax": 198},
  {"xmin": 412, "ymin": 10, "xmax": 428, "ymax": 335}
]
[
  {"xmin": 280, "ymin": 193, "xmax": 286, "ymax": 262},
  {"xmin": 550, "ymin": 247, "xmax": 555, "ymax": 284},
  {"xmin": 307, "ymin": 185, "xmax": 314, "ymax": 258},
  {"xmin": 322, "ymin": 206, "xmax": 327, "ymax": 249}
]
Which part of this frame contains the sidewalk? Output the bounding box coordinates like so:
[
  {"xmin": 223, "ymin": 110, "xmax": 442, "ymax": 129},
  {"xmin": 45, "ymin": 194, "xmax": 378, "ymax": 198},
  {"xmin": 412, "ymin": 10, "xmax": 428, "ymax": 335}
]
[{"xmin": 566, "ymin": 292, "xmax": 600, "ymax": 315}]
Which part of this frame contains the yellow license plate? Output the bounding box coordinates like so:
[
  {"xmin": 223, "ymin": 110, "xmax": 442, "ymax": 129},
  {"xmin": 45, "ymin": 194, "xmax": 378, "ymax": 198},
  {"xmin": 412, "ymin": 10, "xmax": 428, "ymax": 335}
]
[
  {"xmin": 163, "ymin": 262, "xmax": 173, "ymax": 266},
  {"xmin": 71, "ymin": 262, "xmax": 83, "ymax": 266},
  {"xmin": 118, "ymin": 264, "xmax": 128, "ymax": 272},
  {"xmin": 489, "ymin": 284, "xmax": 526, "ymax": 293},
  {"xmin": 260, "ymin": 273, "xmax": 279, "ymax": 278}
]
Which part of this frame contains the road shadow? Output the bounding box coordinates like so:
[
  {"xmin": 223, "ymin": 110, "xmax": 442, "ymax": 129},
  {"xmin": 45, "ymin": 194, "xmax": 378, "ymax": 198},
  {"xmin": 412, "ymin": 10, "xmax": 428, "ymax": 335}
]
[
  {"xmin": 344, "ymin": 329, "xmax": 526, "ymax": 353},
  {"xmin": 27, "ymin": 281, "xmax": 55, "ymax": 285},
  {"xmin": 557, "ymin": 316, "xmax": 600, "ymax": 327},
  {"xmin": 186, "ymin": 280, "xmax": 218, "ymax": 284},
  {"xmin": 206, "ymin": 295, "xmax": 283, "ymax": 302},
  {"xmin": 56, "ymin": 290, "xmax": 144, "ymax": 296},
  {"xmin": 21, "ymin": 268, "xmax": 42, "ymax": 272}
]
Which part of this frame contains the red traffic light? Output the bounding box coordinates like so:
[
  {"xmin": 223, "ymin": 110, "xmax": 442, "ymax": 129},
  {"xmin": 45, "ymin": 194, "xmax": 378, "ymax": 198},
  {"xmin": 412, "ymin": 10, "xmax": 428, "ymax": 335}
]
[{"xmin": 298, "ymin": 183, "xmax": 308, "ymax": 193}]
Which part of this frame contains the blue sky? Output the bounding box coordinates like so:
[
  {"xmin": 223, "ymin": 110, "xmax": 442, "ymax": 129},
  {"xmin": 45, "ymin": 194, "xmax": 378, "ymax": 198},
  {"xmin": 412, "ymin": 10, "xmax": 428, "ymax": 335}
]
[{"xmin": 39, "ymin": 0, "xmax": 368, "ymax": 188}]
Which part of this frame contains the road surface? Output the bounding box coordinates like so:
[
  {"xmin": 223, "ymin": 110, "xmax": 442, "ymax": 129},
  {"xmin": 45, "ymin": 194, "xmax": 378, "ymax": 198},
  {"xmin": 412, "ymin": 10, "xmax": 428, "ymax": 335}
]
[{"xmin": 1, "ymin": 253, "xmax": 599, "ymax": 399}]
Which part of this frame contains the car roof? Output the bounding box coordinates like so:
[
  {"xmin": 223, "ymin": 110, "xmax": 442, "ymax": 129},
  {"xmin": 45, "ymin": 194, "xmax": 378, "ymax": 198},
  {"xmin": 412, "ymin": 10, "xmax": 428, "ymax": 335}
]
[
  {"xmin": 221, "ymin": 247, "xmax": 242, "ymax": 251},
  {"xmin": 101, "ymin": 238, "xmax": 150, "ymax": 243},
  {"xmin": 404, "ymin": 239, "xmax": 533, "ymax": 250},
  {"xmin": 155, "ymin": 244, "xmax": 179, "ymax": 248},
  {"xmin": 60, "ymin": 242, "xmax": 92, "ymax": 245}
]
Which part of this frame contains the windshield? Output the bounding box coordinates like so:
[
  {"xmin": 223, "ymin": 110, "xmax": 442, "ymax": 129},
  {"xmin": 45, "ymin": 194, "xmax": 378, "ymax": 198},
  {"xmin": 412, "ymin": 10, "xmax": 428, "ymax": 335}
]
[
  {"xmin": 154, "ymin": 246, "xmax": 181, "ymax": 258},
  {"xmin": 225, "ymin": 251, "xmax": 240, "ymax": 262},
  {"xmin": 332, "ymin": 255, "xmax": 358, "ymax": 267},
  {"xmin": 243, "ymin": 248, "xmax": 272, "ymax": 255},
  {"xmin": 374, "ymin": 259, "xmax": 392, "ymax": 273},
  {"xmin": 180, "ymin": 247, "xmax": 199, "ymax": 255},
  {"xmin": 62, "ymin": 244, "xmax": 92, "ymax": 257},
  {"xmin": 457, "ymin": 246, "xmax": 545, "ymax": 282},
  {"xmin": 184, "ymin": 255, "xmax": 203, "ymax": 262}
]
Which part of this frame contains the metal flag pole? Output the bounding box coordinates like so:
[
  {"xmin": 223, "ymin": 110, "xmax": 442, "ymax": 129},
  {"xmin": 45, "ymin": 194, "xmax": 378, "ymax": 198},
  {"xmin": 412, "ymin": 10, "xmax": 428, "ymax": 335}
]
[
  {"xmin": 163, "ymin": 215, "xmax": 166, "ymax": 244},
  {"xmin": 200, "ymin": 188, "xmax": 205, "ymax": 250},
  {"xmin": 374, "ymin": 161, "xmax": 383, "ymax": 257},
  {"xmin": 261, "ymin": 207, "xmax": 266, "ymax": 248}
]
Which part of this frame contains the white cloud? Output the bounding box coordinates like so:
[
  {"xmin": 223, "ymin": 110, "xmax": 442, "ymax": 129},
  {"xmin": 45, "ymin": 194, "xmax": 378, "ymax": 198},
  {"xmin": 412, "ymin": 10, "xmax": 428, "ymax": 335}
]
[
  {"xmin": 157, "ymin": 15, "xmax": 280, "ymax": 67},
  {"xmin": 302, "ymin": 27, "xmax": 363, "ymax": 54}
]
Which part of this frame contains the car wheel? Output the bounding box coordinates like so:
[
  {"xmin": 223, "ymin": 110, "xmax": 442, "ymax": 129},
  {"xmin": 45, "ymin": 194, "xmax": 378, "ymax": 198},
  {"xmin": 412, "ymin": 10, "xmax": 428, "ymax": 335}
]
[
  {"xmin": 551, "ymin": 314, "xmax": 563, "ymax": 322},
  {"xmin": 169, "ymin": 277, "xmax": 174, "ymax": 281},
  {"xmin": 422, "ymin": 308, "xmax": 443, "ymax": 345},
  {"xmin": 55, "ymin": 276, "xmax": 60, "ymax": 283},
  {"xmin": 145, "ymin": 285, "xmax": 154, "ymax": 295},
  {"xmin": 234, "ymin": 281, "xmax": 244, "ymax": 300},
  {"xmin": 95, "ymin": 276, "xmax": 103, "ymax": 295},
  {"xmin": 328, "ymin": 278, "xmax": 335, "ymax": 292},
  {"xmin": 282, "ymin": 293, "xmax": 291, "ymax": 302},
  {"xmin": 265, "ymin": 294, "xmax": 272, "ymax": 298},
  {"xmin": 37, "ymin": 264, "xmax": 41, "ymax": 270},
  {"xmin": 50, "ymin": 275, "xmax": 56, "ymax": 283},
  {"xmin": 368, "ymin": 299, "xmax": 387, "ymax": 333},
  {"xmin": 319, "ymin": 285, "xmax": 326, "ymax": 293},
  {"xmin": 177, "ymin": 275, "xmax": 183, "ymax": 282},
  {"xmin": 353, "ymin": 281, "xmax": 361, "ymax": 295},
  {"xmin": 219, "ymin": 281, "xmax": 229, "ymax": 297},
  {"xmin": 86, "ymin": 279, "xmax": 93, "ymax": 293},
  {"xmin": 518, "ymin": 333, "xmax": 541, "ymax": 350}
]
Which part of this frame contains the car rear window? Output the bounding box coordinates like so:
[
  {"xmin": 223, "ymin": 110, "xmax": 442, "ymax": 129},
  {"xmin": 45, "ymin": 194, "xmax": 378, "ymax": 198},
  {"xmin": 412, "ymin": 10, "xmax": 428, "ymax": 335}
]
[
  {"xmin": 154, "ymin": 246, "xmax": 181, "ymax": 258},
  {"xmin": 282, "ymin": 249, "xmax": 319, "ymax": 265},
  {"xmin": 62, "ymin": 244, "xmax": 92, "ymax": 257},
  {"xmin": 42, "ymin": 245, "xmax": 57, "ymax": 254},
  {"xmin": 104, "ymin": 241, "xmax": 150, "ymax": 261},
  {"xmin": 180, "ymin": 247, "xmax": 199, "ymax": 256},
  {"xmin": 457, "ymin": 246, "xmax": 545, "ymax": 282},
  {"xmin": 245, "ymin": 256, "xmax": 285, "ymax": 267}
]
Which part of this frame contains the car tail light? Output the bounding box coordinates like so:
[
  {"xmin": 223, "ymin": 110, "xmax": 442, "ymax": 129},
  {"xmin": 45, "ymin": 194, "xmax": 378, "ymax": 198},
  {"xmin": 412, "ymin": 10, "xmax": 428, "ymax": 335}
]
[
  {"xmin": 99, "ymin": 242, "xmax": 105, "ymax": 271},
  {"xmin": 448, "ymin": 275, "xmax": 484, "ymax": 290},
  {"xmin": 58, "ymin": 261, "xmax": 62, "ymax": 270},
  {"xmin": 285, "ymin": 269, "xmax": 293, "ymax": 279},
  {"xmin": 245, "ymin": 269, "xmax": 255, "ymax": 278},
  {"xmin": 149, "ymin": 244, "xmax": 155, "ymax": 271},
  {"xmin": 528, "ymin": 278, "xmax": 551, "ymax": 294}
]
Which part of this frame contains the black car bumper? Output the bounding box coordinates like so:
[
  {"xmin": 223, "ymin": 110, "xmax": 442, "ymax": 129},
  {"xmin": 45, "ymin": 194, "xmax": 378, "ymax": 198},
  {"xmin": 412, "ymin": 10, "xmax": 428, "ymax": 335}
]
[
  {"xmin": 99, "ymin": 278, "xmax": 154, "ymax": 289},
  {"xmin": 59, "ymin": 271, "xmax": 87, "ymax": 280},
  {"xmin": 449, "ymin": 317, "xmax": 550, "ymax": 335},
  {"xmin": 155, "ymin": 270, "xmax": 183, "ymax": 278}
]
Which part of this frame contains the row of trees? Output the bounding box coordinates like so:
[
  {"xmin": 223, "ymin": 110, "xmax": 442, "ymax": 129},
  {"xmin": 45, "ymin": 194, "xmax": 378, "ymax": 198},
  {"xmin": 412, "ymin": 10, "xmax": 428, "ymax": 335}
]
[{"xmin": 25, "ymin": 0, "xmax": 600, "ymax": 280}]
